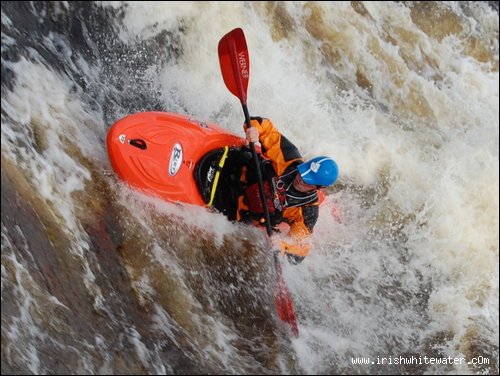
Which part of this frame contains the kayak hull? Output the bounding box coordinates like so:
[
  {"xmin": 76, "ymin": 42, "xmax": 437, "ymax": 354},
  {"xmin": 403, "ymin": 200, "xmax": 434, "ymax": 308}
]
[{"xmin": 106, "ymin": 112, "xmax": 246, "ymax": 205}]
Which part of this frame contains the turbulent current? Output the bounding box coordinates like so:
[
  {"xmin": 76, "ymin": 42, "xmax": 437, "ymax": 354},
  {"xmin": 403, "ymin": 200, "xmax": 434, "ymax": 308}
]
[{"xmin": 1, "ymin": 2, "xmax": 498, "ymax": 375}]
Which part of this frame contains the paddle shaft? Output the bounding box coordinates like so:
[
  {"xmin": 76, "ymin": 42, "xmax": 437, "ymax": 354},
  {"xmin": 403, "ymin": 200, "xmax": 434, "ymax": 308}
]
[
  {"xmin": 243, "ymin": 99, "xmax": 298, "ymax": 337},
  {"xmin": 218, "ymin": 28, "xmax": 298, "ymax": 336},
  {"xmin": 225, "ymin": 36, "xmax": 272, "ymax": 236},
  {"xmin": 241, "ymin": 103, "xmax": 273, "ymax": 237}
]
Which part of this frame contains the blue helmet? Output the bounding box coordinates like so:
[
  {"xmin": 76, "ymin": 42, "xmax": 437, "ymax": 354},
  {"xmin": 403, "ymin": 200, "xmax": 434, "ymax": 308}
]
[{"xmin": 297, "ymin": 156, "xmax": 339, "ymax": 187}]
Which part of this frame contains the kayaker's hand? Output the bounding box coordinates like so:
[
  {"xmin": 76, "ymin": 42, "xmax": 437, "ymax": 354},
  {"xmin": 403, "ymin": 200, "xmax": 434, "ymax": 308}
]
[{"xmin": 245, "ymin": 127, "xmax": 259, "ymax": 144}]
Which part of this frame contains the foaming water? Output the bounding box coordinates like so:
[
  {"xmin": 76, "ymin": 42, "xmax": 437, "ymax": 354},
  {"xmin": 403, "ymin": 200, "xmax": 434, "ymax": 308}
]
[{"xmin": 1, "ymin": 2, "xmax": 498, "ymax": 374}]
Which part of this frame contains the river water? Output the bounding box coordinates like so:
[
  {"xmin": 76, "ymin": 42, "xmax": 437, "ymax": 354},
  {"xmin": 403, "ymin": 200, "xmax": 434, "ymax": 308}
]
[{"xmin": 1, "ymin": 2, "xmax": 498, "ymax": 374}]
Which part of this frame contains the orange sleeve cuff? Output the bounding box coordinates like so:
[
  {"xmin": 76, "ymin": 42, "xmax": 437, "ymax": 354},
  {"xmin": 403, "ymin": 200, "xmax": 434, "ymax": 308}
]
[{"xmin": 280, "ymin": 238, "xmax": 311, "ymax": 258}]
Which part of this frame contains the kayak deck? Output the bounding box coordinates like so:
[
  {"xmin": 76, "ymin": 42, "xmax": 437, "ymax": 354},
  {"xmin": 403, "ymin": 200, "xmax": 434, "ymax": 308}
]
[{"xmin": 106, "ymin": 112, "xmax": 246, "ymax": 205}]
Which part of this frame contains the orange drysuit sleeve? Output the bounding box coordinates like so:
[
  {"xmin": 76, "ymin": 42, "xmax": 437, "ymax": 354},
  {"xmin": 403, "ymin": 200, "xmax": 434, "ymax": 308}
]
[{"xmin": 245, "ymin": 117, "xmax": 319, "ymax": 261}]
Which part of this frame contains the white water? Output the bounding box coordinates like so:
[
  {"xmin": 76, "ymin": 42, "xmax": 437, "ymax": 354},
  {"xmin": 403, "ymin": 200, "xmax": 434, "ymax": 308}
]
[{"xmin": 1, "ymin": 2, "xmax": 498, "ymax": 374}]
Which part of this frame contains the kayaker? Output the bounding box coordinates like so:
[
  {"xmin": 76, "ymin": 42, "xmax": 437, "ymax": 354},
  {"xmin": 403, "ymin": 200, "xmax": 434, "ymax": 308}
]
[{"xmin": 229, "ymin": 117, "xmax": 339, "ymax": 264}]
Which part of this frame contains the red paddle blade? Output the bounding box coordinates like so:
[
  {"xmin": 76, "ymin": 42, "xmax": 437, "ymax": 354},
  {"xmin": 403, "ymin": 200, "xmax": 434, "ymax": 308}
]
[
  {"xmin": 274, "ymin": 255, "xmax": 299, "ymax": 336},
  {"xmin": 275, "ymin": 283, "xmax": 299, "ymax": 336},
  {"xmin": 218, "ymin": 28, "xmax": 250, "ymax": 104}
]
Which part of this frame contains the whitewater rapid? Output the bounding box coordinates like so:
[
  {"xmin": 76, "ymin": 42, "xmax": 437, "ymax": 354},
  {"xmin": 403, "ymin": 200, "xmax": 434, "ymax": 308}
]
[{"xmin": 2, "ymin": 2, "xmax": 498, "ymax": 374}]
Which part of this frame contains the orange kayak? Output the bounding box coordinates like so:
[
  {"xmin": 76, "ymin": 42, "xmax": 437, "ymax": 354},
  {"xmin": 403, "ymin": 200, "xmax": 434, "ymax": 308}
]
[
  {"xmin": 107, "ymin": 111, "xmax": 325, "ymax": 210},
  {"xmin": 106, "ymin": 112, "xmax": 247, "ymax": 206}
]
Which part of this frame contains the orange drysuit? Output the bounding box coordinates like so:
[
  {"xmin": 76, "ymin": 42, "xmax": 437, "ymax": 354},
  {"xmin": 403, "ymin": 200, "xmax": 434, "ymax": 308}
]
[{"xmin": 239, "ymin": 117, "xmax": 320, "ymax": 264}]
